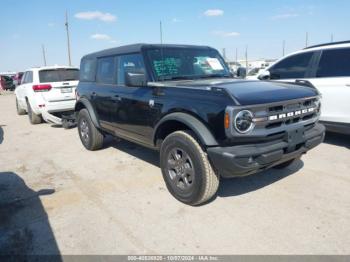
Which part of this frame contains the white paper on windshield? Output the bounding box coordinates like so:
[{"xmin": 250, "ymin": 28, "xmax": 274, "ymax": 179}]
[{"xmin": 206, "ymin": 58, "xmax": 224, "ymax": 70}]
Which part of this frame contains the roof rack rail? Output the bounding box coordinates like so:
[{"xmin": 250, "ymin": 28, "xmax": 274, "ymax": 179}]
[{"xmin": 304, "ymin": 40, "xmax": 350, "ymax": 50}]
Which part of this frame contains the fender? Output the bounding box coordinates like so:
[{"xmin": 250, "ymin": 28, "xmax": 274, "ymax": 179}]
[
  {"xmin": 75, "ymin": 97, "xmax": 101, "ymax": 128},
  {"xmin": 153, "ymin": 112, "xmax": 218, "ymax": 147}
]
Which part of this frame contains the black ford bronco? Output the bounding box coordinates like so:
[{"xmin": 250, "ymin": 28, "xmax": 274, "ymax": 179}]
[{"xmin": 75, "ymin": 44, "xmax": 325, "ymax": 205}]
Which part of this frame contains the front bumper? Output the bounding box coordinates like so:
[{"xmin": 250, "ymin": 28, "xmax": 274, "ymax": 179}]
[{"xmin": 207, "ymin": 123, "xmax": 325, "ymax": 178}]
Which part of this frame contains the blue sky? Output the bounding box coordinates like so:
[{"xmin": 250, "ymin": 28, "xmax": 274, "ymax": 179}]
[{"xmin": 0, "ymin": 0, "xmax": 349, "ymax": 72}]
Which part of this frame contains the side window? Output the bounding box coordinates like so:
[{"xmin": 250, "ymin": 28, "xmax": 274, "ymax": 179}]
[
  {"xmin": 22, "ymin": 71, "xmax": 33, "ymax": 84},
  {"xmin": 21, "ymin": 72, "xmax": 27, "ymax": 84},
  {"xmin": 117, "ymin": 54, "xmax": 145, "ymax": 86},
  {"xmin": 26, "ymin": 71, "xmax": 33, "ymax": 83},
  {"xmin": 316, "ymin": 48, "xmax": 350, "ymax": 78},
  {"xmin": 80, "ymin": 58, "xmax": 96, "ymax": 82},
  {"xmin": 96, "ymin": 56, "xmax": 116, "ymax": 84},
  {"xmin": 270, "ymin": 52, "xmax": 314, "ymax": 79}
]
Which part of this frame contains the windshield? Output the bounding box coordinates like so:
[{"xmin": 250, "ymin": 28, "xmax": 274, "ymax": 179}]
[
  {"xmin": 146, "ymin": 48, "xmax": 231, "ymax": 81},
  {"xmin": 39, "ymin": 69, "xmax": 79, "ymax": 83}
]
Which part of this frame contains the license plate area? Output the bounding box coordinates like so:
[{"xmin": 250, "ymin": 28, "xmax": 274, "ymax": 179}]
[
  {"xmin": 61, "ymin": 87, "xmax": 72, "ymax": 93},
  {"xmin": 285, "ymin": 127, "xmax": 305, "ymax": 153}
]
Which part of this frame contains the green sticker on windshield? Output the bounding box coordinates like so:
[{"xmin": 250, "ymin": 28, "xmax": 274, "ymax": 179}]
[{"xmin": 153, "ymin": 58, "xmax": 181, "ymax": 76}]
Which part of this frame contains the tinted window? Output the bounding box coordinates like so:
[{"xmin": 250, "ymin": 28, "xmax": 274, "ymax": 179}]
[
  {"xmin": 96, "ymin": 57, "xmax": 116, "ymax": 84},
  {"xmin": 270, "ymin": 52, "xmax": 314, "ymax": 79},
  {"xmin": 80, "ymin": 58, "xmax": 96, "ymax": 82},
  {"xmin": 117, "ymin": 54, "xmax": 145, "ymax": 86},
  {"xmin": 39, "ymin": 69, "xmax": 79, "ymax": 83},
  {"xmin": 316, "ymin": 48, "xmax": 350, "ymax": 77}
]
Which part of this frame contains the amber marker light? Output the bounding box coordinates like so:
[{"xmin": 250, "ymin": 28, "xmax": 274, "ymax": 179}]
[{"xmin": 224, "ymin": 112, "xmax": 230, "ymax": 129}]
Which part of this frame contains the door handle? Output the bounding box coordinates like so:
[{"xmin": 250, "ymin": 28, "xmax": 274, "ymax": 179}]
[{"xmin": 112, "ymin": 95, "xmax": 121, "ymax": 101}]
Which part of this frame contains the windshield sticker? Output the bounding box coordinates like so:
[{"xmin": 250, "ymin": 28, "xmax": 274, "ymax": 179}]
[
  {"xmin": 206, "ymin": 58, "xmax": 224, "ymax": 70},
  {"xmin": 153, "ymin": 58, "xmax": 181, "ymax": 76}
]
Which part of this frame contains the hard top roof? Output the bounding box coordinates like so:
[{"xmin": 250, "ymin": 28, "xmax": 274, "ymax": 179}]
[{"xmin": 82, "ymin": 43, "xmax": 215, "ymax": 59}]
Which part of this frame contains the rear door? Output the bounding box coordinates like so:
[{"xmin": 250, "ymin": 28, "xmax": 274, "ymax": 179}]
[
  {"xmin": 38, "ymin": 68, "xmax": 79, "ymax": 103},
  {"xmin": 307, "ymin": 48, "xmax": 350, "ymax": 124}
]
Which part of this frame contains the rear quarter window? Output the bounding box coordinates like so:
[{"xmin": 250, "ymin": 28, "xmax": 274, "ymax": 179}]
[{"xmin": 80, "ymin": 58, "xmax": 96, "ymax": 82}]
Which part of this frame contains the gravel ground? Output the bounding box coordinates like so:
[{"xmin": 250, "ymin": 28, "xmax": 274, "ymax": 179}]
[{"xmin": 0, "ymin": 92, "xmax": 349, "ymax": 255}]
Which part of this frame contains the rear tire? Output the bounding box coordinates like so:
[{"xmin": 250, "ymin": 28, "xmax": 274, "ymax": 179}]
[
  {"xmin": 26, "ymin": 100, "xmax": 42, "ymax": 124},
  {"xmin": 77, "ymin": 109, "xmax": 104, "ymax": 151},
  {"xmin": 16, "ymin": 98, "xmax": 26, "ymax": 115},
  {"xmin": 160, "ymin": 130, "xmax": 219, "ymax": 206}
]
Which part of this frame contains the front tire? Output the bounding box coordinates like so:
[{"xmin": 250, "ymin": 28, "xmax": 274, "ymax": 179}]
[
  {"xmin": 16, "ymin": 98, "xmax": 26, "ymax": 115},
  {"xmin": 77, "ymin": 109, "xmax": 104, "ymax": 151},
  {"xmin": 26, "ymin": 100, "xmax": 42, "ymax": 124},
  {"xmin": 160, "ymin": 131, "xmax": 219, "ymax": 206}
]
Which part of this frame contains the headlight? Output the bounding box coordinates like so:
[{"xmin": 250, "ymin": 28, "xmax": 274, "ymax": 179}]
[
  {"xmin": 315, "ymin": 99, "xmax": 322, "ymax": 113},
  {"xmin": 234, "ymin": 110, "xmax": 254, "ymax": 134}
]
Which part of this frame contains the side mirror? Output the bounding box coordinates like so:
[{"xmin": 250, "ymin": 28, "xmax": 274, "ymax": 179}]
[
  {"xmin": 125, "ymin": 70, "xmax": 147, "ymax": 87},
  {"xmin": 258, "ymin": 70, "xmax": 270, "ymax": 80},
  {"xmin": 236, "ymin": 67, "xmax": 247, "ymax": 79}
]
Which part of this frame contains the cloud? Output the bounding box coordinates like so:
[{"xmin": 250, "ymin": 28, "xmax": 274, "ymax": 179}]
[
  {"xmin": 172, "ymin": 18, "xmax": 182, "ymax": 23},
  {"xmin": 91, "ymin": 34, "xmax": 112, "ymax": 40},
  {"xmin": 75, "ymin": 11, "xmax": 117, "ymax": 22},
  {"xmin": 212, "ymin": 31, "xmax": 240, "ymax": 37},
  {"xmin": 270, "ymin": 13, "xmax": 299, "ymax": 20},
  {"xmin": 204, "ymin": 9, "xmax": 224, "ymax": 17}
]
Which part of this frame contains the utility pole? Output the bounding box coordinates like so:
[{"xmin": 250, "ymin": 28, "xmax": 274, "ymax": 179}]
[
  {"xmin": 222, "ymin": 48, "xmax": 226, "ymax": 61},
  {"xmin": 245, "ymin": 45, "xmax": 248, "ymax": 76},
  {"xmin": 235, "ymin": 48, "xmax": 238, "ymax": 64},
  {"xmin": 42, "ymin": 44, "xmax": 47, "ymax": 66},
  {"xmin": 65, "ymin": 10, "xmax": 72, "ymax": 66},
  {"xmin": 331, "ymin": 33, "xmax": 334, "ymax": 42},
  {"xmin": 305, "ymin": 32, "xmax": 309, "ymax": 48},
  {"xmin": 160, "ymin": 21, "xmax": 163, "ymax": 44},
  {"xmin": 282, "ymin": 40, "xmax": 285, "ymax": 56}
]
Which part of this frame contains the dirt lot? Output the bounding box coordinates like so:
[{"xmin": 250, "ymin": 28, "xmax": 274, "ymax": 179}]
[{"xmin": 0, "ymin": 92, "xmax": 349, "ymax": 255}]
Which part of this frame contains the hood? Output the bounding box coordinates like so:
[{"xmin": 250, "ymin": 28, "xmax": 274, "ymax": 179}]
[{"xmin": 169, "ymin": 79, "xmax": 319, "ymax": 106}]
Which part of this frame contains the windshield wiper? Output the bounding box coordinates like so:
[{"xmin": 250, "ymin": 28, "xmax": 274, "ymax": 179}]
[
  {"xmin": 197, "ymin": 74, "xmax": 231, "ymax": 79},
  {"xmin": 161, "ymin": 76, "xmax": 194, "ymax": 81}
]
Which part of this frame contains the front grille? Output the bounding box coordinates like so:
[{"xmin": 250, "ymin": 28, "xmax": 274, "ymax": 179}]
[{"xmin": 251, "ymin": 97, "xmax": 320, "ymax": 135}]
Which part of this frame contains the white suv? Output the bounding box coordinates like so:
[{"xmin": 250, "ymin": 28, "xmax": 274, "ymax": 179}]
[
  {"xmin": 257, "ymin": 41, "xmax": 350, "ymax": 135},
  {"xmin": 15, "ymin": 66, "xmax": 79, "ymax": 124}
]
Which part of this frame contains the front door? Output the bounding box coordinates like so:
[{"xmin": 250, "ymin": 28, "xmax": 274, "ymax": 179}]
[{"xmin": 111, "ymin": 53, "xmax": 162, "ymax": 146}]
